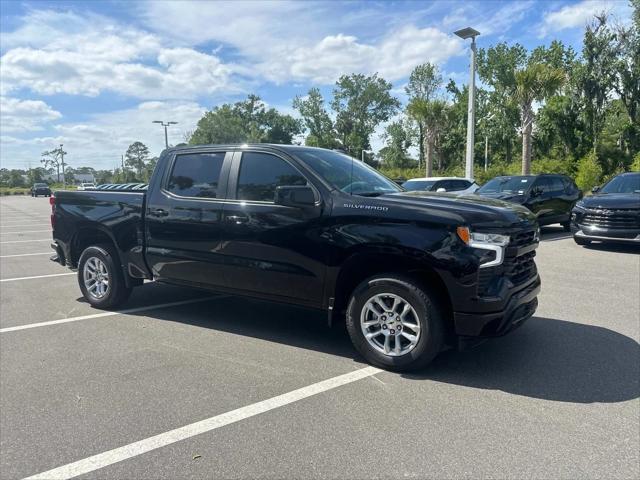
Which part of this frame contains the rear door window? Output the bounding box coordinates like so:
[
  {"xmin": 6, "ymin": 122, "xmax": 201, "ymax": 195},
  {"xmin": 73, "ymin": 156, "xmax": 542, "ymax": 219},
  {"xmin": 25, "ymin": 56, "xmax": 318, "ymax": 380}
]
[
  {"xmin": 167, "ymin": 152, "xmax": 226, "ymax": 198},
  {"xmin": 449, "ymin": 180, "xmax": 471, "ymax": 191},
  {"xmin": 549, "ymin": 177, "xmax": 565, "ymax": 193}
]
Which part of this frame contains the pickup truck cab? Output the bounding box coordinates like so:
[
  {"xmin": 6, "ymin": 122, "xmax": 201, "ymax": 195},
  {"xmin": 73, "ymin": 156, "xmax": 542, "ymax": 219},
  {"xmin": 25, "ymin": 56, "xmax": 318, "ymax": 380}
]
[{"xmin": 50, "ymin": 145, "xmax": 541, "ymax": 370}]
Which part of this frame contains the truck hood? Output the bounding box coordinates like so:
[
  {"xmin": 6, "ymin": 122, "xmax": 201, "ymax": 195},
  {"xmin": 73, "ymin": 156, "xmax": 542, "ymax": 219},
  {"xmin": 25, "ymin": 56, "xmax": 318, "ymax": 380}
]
[
  {"xmin": 378, "ymin": 191, "xmax": 536, "ymax": 229},
  {"xmin": 578, "ymin": 193, "xmax": 640, "ymax": 210}
]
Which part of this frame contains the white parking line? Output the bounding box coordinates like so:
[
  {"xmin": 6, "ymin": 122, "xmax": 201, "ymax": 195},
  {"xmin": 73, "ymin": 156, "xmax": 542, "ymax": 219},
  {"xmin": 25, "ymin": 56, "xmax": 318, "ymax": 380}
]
[
  {"xmin": 1, "ymin": 230, "xmax": 51, "ymax": 234},
  {"xmin": 0, "ymin": 252, "xmax": 52, "ymax": 258},
  {"xmin": 0, "ymin": 296, "xmax": 219, "ymax": 334},
  {"xmin": 0, "ymin": 272, "xmax": 75, "ymax": 283},
  {"xmin": 22, "ymin": 365, "xmax": 381, "ymax": 480},
  {"xmin": 0, "ymin": 238, "xmax": 51, "ymax": 244}
]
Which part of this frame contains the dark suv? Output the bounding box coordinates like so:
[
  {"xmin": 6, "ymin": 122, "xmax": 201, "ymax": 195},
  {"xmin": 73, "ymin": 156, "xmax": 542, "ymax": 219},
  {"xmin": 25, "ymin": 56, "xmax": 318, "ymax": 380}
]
[
  {"xmin": 31, "ymin": 183, "xmax": 51, "ymax": 197},
  {"xmin": 476, "ymin": 174, "xmax": 582, "ymax": 230},
  {"xmin": 571, "ymin": 172, "xmax": 640, "ymax": 245}
]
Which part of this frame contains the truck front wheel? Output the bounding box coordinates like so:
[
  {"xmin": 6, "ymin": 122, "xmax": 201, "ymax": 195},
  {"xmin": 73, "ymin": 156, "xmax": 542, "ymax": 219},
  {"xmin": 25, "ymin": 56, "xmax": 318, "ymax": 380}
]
[
  {"xmin": 78, "ymin": 245, "xmax": 132, "ymax": 309},
  {"xmin": 346, "ymin": 275, "xmax": 444, "ymax": 371}
]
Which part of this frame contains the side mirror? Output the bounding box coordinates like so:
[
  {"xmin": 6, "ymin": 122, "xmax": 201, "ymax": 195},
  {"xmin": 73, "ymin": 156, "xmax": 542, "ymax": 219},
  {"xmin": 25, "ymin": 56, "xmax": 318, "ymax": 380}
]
[
  {"xmin": 591, "ymin": 186, "xmax": 600, "ymax": 193},
  {"xmin": 530, "ymin": 187, "xmax": 541, "ymax": 197},
  {"xmin": 436, "ymin": 187, "xmax": 446, "ymax": 192},
  {"xmin": 275, "ymin": 185, "xmax": 316, "ymax": 207}
]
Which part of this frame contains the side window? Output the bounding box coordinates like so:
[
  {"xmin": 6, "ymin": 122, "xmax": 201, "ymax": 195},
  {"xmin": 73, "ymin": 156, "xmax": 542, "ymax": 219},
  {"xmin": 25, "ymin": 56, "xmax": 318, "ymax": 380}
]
[
  {"xmin": 167, "ymin": 152, "xmax": 226, "ymax": 198},
  {"xmin": 550, "ymin": 177, "xmax": 564, "ymax": 193},
  {"xmin": 534, "ymin": 177, "xmax": 553, "ymax": 194},
  {"xmin": 435, "ymin": 181, "xmax": 450, "ymax": 191},
  {"xmin": 237, "ymin": 152, "xmax": 307, "ymax": 202},
  {"xmin": 450, "ymin": 180, "xmax": 470, "ymax": 191}
]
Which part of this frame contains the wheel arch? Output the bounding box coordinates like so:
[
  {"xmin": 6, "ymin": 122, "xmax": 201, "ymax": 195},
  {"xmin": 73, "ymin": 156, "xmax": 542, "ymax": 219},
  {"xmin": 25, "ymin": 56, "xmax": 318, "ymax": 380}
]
[{"xmin": 330, "ymin": 249, "xmax": 454, "ymax": 339}]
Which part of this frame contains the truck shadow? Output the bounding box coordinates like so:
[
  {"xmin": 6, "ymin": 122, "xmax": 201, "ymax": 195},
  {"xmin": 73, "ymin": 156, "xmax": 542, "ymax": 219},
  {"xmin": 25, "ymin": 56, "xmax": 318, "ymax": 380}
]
[{"xmin": 121, "ymin": 290, "xmax": 639, "ymax": 404}]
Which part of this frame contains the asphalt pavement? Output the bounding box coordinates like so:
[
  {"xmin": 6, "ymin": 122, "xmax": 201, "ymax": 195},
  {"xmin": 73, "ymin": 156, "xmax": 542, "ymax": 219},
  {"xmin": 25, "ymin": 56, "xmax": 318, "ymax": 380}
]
[{"xmin": 1, "ymin": 195, "xmax": 638, "ymax": 479}]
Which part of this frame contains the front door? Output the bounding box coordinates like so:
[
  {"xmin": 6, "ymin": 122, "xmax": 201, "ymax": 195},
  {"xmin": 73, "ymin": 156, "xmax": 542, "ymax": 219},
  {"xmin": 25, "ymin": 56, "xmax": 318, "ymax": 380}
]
[
  {"xmin": 218, "ymin": 150, "xmax": 326, "ymax": 306},
  {"xmin": 145, "ymin": 150, "xmax": 231, "ymax": 288}
]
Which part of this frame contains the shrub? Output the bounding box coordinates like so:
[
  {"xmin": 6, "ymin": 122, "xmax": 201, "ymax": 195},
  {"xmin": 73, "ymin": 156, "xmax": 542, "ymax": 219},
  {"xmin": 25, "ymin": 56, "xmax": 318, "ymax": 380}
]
[
  {"xmin": 575, "ymin": 152, "xmax": 603, "ymax": 192},
  {"xmin": 631, "ymin": 152, "xmax": 640, "ymax": 172},
  {"xmin": 531, "ymin": 156, "xmax": 576, "ymax": 176}
]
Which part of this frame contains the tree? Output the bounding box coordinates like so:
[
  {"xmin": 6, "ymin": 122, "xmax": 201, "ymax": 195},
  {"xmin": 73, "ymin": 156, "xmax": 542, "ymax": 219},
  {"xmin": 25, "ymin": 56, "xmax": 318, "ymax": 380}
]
[
  {"xmin": 405, "ymin": 63, "xmax": 442, "ymax": 167},
  {"xmin": 27, "ymin": 167, "xmax": 46, "ymax": 184},
  {"xmin": 379, "ymin": 121, "xmax": 413, "ymax": 168},
  {"xmin": 125, "ymin": 141, "xmax": 150, "ymax": 179},
  {"xmin": 407, "ymin": 99, "xmax": 448, "ymax": 176},
  {"xmin": 331, "ymin": 73, "xmax": 400, "ymax": 155},
  {"xmin": 41, "ymin": 148, "xmax": 66, "ymax": 182},
  {"xmin": 293, "ymin": 88, "xmax": 337, "ymax": 148},
  {"xmin": 190, "ymin": 95, "xmax": 302, "ymax": 145},
  {"xmin": 513, "ymin": 64, "xmax": 565, "ymax": 174}
]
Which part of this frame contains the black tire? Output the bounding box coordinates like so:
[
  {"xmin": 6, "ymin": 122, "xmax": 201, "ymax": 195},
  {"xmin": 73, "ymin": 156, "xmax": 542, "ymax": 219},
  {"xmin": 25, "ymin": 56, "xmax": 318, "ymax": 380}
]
[
  {"xmin": 346, "ymin": 275, "xmax": 444, "ymax": 371},
  {"xmin": 574, "ymin": 236, "xmax": 590, "ymax": 246},
  {"xmin": 561, "ymin": 221, "xmax": 571, "ymax": 232},
  {"xmin": 78, "ymin": 245, "xmax": 132, "ymax": 308}
]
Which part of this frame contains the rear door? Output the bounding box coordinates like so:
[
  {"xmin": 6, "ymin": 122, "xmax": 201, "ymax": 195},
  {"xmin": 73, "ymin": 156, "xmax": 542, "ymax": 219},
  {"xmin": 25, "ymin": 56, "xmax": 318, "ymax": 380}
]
[
  {"xmin": 145, "ymin": 149, "xmax": 232, "ymax": 288},
  {"xmin": 217, "ymin": 149, "xmax": 326, "ymax": 306},
  {"xmin": 528, "ymin": 177, "xmax": 554, "ymax": 222}
]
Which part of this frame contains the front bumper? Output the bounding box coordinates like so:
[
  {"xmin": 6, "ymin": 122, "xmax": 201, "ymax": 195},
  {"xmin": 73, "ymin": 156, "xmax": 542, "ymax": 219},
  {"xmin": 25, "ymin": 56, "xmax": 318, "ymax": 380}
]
[
  {"xmin": 453, "ymin": 274, "xmax": 541, "ymax": 339},
  {"xmin": 573, "ymin": 225, "xmax": 640, "ymax": 244}
]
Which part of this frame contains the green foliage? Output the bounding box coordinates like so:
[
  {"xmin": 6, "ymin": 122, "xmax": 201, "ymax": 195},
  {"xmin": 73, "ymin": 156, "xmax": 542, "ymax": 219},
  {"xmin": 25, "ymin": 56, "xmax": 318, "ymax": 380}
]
[
  {"xmin": 293, "ymin": 88, "xmax": 337, "ymax": 148},
  {"xmin": 631, "ymin": 152, "xmax": 640, "ymax": 172},
  {"xmin": 575, "ymin": 152, "xmax": 603, "ymax": 191},
  {"xmin": 474, "ymin": 162, "xmax": 521, "ymax": 184},
  {"xmin": 331, "ymin": 73, "xmax": 400, "ymax": 154},
  {"xmin": 125, "ymin": 141, "xmax": 150, "ymax": 178},
  {"xmin": 379, "ymin": 121, "xmax": 414, "ymax": 168},
  {"xmin": 190, "ymin": 95, "xmax": 302, "ymax": 146}
]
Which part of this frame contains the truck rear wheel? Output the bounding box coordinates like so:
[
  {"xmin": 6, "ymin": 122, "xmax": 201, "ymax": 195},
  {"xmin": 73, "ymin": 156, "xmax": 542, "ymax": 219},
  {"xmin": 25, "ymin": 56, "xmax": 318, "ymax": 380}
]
[
  {"xmin": 78, "ymin": 245, "xmax": 132, "ymax": 309},
  {"xmin": 346, "ymin": 275, "xmax": 444, "ymax": 371}
]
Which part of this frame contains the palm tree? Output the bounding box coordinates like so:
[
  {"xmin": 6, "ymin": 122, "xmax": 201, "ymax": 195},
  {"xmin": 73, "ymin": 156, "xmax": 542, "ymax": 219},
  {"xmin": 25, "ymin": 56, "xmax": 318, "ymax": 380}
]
[
  {"xmin": 407, "ymin": 99, "xmax": 448, "ymax": 177},
  {"xmin": 513, "ymin": 63, "xmax": 565, "ymax": 174}
]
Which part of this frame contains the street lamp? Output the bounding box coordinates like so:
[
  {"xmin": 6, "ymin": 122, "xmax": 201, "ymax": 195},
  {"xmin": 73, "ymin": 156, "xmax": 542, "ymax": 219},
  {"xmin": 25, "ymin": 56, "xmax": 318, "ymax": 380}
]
[
  {"xmin": 152, "ymin": 120, "xmax": 178, "ymax": 149},
  {"xmin": 361, "ymin": 149, "xmax": 374, "ymax": 163},
  {"xmin": 454, "ymin": 26, "xmax": 480, "ymax": 180}
]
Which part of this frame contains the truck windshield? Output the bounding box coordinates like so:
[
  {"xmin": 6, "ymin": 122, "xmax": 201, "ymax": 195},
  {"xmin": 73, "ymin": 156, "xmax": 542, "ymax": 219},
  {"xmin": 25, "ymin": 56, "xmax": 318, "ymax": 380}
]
[
  {"xmin": 600, "ymin": 174, "xmax": 640, "ymax": 194},
  {"xmin": 478, "ymin": 176, "xmax": 534, "ymax": 194},
  {"xmin": 295, "ymin": 149, "xmax": 402, "ymax": 196}
]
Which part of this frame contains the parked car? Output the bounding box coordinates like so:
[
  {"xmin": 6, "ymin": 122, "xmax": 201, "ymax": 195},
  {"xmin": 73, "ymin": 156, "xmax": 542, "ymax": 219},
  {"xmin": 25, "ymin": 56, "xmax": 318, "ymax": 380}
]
[
  {"xmin": 402, "ymin": 177, "xmax": 479, "ymax": 194},
  {"xmin": 30, "ymin": 183, "xmax": 51, "ymax": 197},
  {"xmin": 50, "ymin": 145, "xmax": 540, "ymax": 371},
  {"xmin": 476, "ymin": 174, "xmax": 582, "ymax": 230},
  {"xmin": 571, "ymin": 172, "xmax": 640, "ymax": 245},
  {"xmin": 77, "ymin": 183, "xmax": 96, "ymax": 191}
]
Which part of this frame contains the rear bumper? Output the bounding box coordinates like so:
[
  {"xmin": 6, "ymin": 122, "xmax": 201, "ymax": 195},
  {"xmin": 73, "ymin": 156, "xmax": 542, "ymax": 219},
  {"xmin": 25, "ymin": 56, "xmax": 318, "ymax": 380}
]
[{"xmin": 453, "ymin": 275, "xmax": 541, "ymax": 339}]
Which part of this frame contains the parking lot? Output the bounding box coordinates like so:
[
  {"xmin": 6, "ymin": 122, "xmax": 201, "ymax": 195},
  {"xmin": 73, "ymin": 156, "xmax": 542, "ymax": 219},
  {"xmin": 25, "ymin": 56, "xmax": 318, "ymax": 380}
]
[{"xmin": 0, "ymin": 194, "xmax": 638, "ymax": 479}]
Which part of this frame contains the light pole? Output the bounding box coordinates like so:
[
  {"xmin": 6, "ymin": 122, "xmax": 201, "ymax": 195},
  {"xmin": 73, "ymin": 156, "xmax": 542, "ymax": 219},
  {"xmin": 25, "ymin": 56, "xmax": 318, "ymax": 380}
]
[
  {"xmin": 59, "ymin": 144, "xmax": 66, "ymax": 188},
  {"xmin": 454, "ymin": 27, "xmax": 480, "ymax": 180},
  {"xmin": 152, "ymin": 120, "xmax": 178, "ymax": 149}
]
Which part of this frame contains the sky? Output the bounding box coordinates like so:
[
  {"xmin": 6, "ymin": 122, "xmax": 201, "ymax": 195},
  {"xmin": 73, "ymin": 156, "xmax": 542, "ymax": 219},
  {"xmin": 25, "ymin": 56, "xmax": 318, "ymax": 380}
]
[{"xmin": 0, "ymin": 0, "xmax": 632, "ymax": 171}]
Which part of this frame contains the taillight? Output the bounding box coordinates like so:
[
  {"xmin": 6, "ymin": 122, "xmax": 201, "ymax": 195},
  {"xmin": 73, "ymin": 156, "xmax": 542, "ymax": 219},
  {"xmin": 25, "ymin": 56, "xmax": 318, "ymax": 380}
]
[{"xmin": 50, "ymin": 194, "xmax": 55, "ymax": 228}]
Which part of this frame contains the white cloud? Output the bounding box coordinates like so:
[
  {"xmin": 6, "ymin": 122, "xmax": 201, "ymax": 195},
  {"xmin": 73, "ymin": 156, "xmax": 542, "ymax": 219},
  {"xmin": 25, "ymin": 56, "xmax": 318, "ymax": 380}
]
[
  {"xmin": 0, "ymin": 101, "xmax": 206, "ymax": 170},
  {"xmin": 539, "ymin": 0, "xmax": 632, "ymax": 36},
  {"xmin": 0, "ymin": 10, "xmax": 235, "ymax": 99},
  {"xmin": 0, "ymin": 96, "xmax": 62, "ymax": 132},
  {"xmin": 141, "ymin": 1, "xmax": 462, "ymax": 85}
]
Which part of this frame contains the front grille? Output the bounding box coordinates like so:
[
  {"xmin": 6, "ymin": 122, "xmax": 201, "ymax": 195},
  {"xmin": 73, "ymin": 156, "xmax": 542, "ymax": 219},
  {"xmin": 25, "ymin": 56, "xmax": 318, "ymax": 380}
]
[
  {"xmin": 505, "ymin": 250, "xmax": 537, "ymax": 286},
  {"xmin": 582, "ymin": 209, "xmax": 640, "ymax": 229},
  {"xmin": 477, "ymin": 228, "xmax": 538, "ymax": 297},
  {"xmin": 510, "ymin": 229, "xmax": 536, "ymax": 247}
]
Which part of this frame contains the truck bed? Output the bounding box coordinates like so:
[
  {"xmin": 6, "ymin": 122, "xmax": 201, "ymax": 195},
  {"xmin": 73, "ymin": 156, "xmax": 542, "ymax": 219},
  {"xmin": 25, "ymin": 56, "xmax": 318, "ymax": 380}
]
[{"xmin": 52, "ymin": 190, "xmax": 150, "ymax": 280}]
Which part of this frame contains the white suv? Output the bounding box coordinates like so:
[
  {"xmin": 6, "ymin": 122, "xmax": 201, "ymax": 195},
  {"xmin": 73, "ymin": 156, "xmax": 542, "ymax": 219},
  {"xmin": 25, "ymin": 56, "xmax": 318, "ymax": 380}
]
[
  {"xmin": 77, "ymin": 183, "xmax": 96, "ymax": 191},
  {"xmin": 402, "ymin": 177, "xmax": 479, "ymax": 195}
]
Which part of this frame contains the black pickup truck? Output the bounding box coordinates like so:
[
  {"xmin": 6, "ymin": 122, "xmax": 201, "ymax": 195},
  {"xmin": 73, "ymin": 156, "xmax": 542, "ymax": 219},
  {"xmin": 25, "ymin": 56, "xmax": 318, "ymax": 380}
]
[{"xmin": 50, "ymin": 145, "xmax": 541, "ymax": 370}]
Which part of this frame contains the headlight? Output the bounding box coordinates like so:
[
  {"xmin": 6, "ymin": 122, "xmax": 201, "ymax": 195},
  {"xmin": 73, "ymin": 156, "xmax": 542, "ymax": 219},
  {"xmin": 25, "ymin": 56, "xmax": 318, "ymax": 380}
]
[
  {"xmin": 470, "ymin": 232, "xmax": 510, "ymax": 246},
  {"xmin": 456, "ymin": 227, "xmax": 510, "ymax": 268}
]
